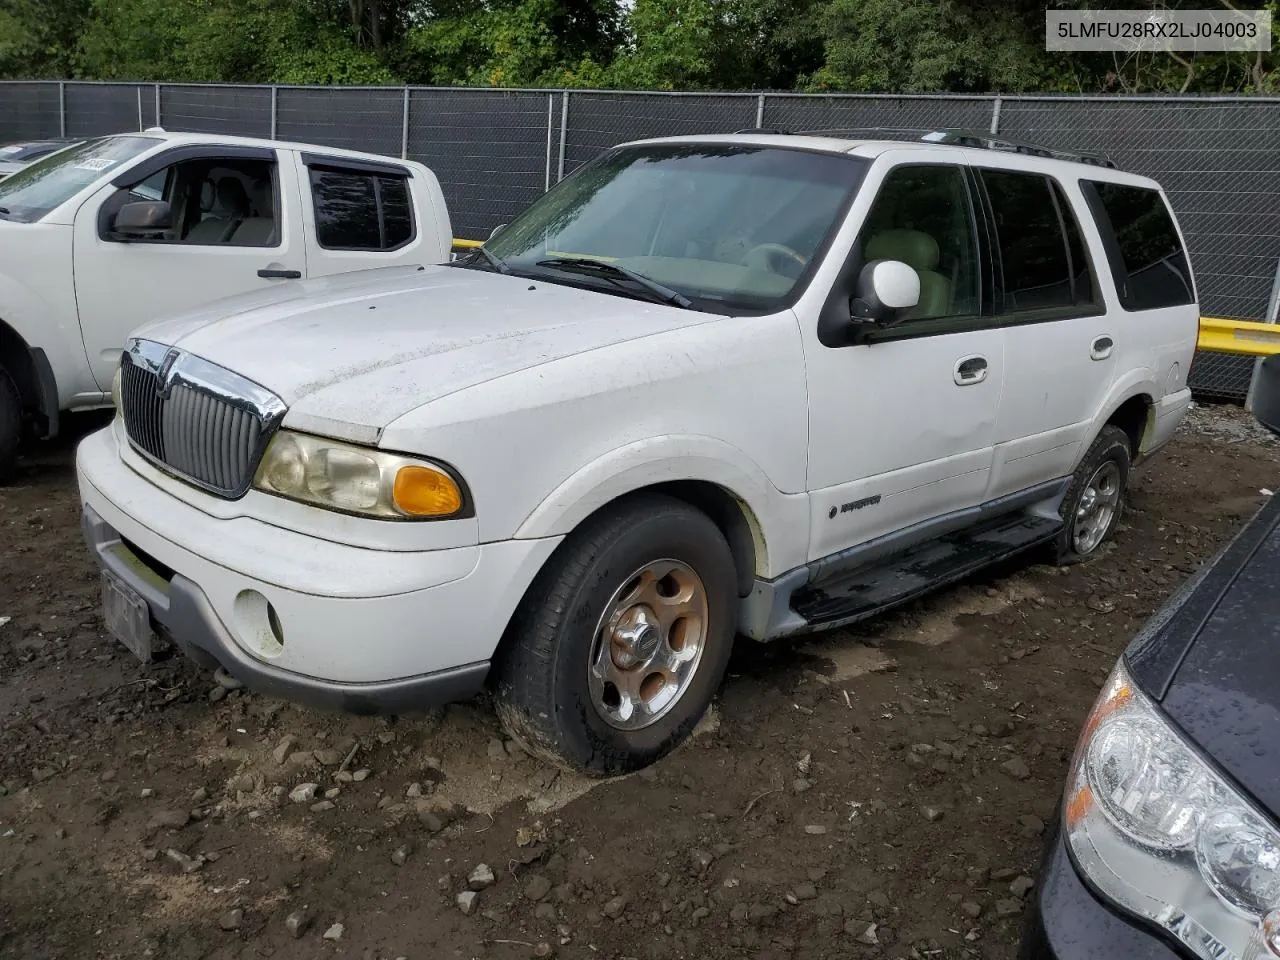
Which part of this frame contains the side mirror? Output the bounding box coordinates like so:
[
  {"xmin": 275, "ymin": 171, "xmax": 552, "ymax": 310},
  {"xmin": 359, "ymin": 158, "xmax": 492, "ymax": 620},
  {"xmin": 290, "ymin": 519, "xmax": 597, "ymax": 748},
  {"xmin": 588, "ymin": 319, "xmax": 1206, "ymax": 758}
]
[
  {"xmin": 489, "ymin": 223, "xmax": 507, "ymax": 240},
  {"xmin": 1252, "ymin": 354, "xmax": 1280, "ymax": 437},
  {"xmin": 852, "ymin": 259, "xmax": 919, "ymax": 327},
  {"xmin": 114, "ymin": 200, "xmax": 172, "ymax": 238}
]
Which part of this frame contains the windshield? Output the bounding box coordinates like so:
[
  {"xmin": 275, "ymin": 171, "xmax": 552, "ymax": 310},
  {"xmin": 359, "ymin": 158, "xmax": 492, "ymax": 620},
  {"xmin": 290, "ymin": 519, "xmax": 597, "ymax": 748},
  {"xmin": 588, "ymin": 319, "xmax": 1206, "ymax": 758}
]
[
  {"xmin": 0, "ymin": 136, "xmax": 157, "ymax": 222},
  {"xmin": 482, "ymin": 143, "xmax": 868, "ymax": 314}
]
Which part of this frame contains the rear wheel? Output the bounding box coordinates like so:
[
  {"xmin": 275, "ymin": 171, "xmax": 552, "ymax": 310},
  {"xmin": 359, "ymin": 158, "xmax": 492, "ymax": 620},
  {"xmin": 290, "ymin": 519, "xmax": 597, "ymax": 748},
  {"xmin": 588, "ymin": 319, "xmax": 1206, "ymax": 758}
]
[
  {"xmin": 1051, "ymin": 425, "xmax": 1131, "ymax": 565},
  {"xmin": 493, "ymin": 494, "xmax": 738, "ymax": 777},
  {"xmin": 0, "ymin": 367, "xmax": 21, "ymax": 485}
]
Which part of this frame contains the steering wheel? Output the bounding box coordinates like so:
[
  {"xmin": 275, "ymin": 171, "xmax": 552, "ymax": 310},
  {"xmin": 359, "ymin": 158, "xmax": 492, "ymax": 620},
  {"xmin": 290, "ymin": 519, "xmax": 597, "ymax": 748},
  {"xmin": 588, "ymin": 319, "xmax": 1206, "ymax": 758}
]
[{"xmin": 744, "ymin": 243, "xmax": 809, "ymax": 279}]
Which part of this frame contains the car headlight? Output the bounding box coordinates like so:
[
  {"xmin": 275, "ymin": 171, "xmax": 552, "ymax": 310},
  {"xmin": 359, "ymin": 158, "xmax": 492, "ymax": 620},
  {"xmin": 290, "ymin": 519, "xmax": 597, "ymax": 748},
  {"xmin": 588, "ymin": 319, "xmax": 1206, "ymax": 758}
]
[
  {"xmin": 1065, "ymin": 660, "xmax": 1280, "ymax": 960},
  {"xmin": 253, "ymin": 430, "xmax": 468, "ymax": 520}
]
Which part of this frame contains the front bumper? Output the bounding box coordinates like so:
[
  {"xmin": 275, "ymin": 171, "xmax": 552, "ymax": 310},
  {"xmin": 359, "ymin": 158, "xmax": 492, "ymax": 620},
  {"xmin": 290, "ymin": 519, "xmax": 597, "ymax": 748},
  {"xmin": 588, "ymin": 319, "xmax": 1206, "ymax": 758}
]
[
  {"xmin": 76, "ymin": 424, "xmax": 561, "ymax": 714},
  {"xmin": 1019, "ymin": 823, "xmax": 1181, "ymax": 960}
]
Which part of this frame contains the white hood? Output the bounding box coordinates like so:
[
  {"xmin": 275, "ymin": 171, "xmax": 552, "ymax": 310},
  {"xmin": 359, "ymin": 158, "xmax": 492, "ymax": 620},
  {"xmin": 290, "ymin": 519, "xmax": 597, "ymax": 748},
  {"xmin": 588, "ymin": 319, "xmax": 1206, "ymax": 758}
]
[{"xmin": 137, "ymin": 264, "xmax": 712, "ymax": 444}]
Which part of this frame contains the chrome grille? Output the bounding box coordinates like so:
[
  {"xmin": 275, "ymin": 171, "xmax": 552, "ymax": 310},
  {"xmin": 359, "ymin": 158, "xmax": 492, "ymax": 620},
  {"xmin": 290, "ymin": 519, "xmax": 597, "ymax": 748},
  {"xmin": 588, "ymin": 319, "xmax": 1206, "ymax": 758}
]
[{"xmin": 118, "ymin": 339, "xmax": 286, "ymax": 498}]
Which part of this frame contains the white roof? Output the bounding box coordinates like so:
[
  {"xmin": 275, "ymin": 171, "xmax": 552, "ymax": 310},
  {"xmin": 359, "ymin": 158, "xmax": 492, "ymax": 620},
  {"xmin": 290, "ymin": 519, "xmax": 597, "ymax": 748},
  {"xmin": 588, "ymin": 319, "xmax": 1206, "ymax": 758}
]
[
  {"xmin": 620, "ymin": 133, "xmax": 1159, "ymax": 189},
  {"xmin": 129, "ymin": 130, "xmax": 411, "ymax": 167}
]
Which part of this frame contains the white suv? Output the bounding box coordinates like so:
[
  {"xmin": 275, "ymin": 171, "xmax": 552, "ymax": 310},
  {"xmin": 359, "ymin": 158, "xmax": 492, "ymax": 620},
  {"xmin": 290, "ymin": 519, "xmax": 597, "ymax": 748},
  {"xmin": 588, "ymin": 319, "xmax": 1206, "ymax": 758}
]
[{"xmin": 76, "ymin": 132, "xmax": 1199, "ymax": 775}]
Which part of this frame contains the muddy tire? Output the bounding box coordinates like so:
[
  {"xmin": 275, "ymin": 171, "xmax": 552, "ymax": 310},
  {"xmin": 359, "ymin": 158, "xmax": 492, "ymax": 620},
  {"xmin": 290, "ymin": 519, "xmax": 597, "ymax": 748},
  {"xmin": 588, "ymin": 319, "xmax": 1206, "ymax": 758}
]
[
  {"xmin": 1051, "ymin": 425, "xmax": 1131, "ymax": 565},
  {"xmin": 0, "ymin": 367, "xmax": 21, "ymax": 485},
  {"xmin": 493, "ymin": 493, "xmax": 738, "ymax": 777}
]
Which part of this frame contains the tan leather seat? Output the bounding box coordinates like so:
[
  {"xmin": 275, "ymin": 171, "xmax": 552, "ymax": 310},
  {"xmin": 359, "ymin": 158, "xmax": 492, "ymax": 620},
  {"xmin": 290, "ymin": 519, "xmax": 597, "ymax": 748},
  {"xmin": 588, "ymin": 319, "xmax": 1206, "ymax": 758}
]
[
  {"xmin": 186, "ymin": 177, "xmax": 251, "ymax": 244},
  {"xmin": 864, "ymin": 228, "xmax": 951, "ymax": 319},
  {"xmin": 228, "ymin": 178, "xmax": 275, "ymax": 246}
]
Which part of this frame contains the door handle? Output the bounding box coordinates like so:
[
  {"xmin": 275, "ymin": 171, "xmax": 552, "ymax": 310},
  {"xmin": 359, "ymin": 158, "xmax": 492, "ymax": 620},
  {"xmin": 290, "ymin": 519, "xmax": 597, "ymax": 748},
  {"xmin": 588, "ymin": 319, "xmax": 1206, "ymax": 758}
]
[
  {"xmin": 1090, "ymin": 336, "xmax": 1114, "ymax": 361},
  {"xmin": 954, "ymin": 355, "xmax": 988, "ymax": 386},
  {"xmin": 258, "ymin": 268, "xmax": 301, "ymax": 280}
]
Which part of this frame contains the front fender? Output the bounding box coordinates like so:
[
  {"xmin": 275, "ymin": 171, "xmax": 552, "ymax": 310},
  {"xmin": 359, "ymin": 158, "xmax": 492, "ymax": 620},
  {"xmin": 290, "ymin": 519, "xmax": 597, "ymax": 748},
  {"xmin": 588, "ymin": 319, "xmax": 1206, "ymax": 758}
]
[
  {"xmin": 513, "ymin": 434, "xmax": 810, "ymax": 579},
  {"xmin": 0, "ymin": 224, "xmax": 91, "ymax": 407}
]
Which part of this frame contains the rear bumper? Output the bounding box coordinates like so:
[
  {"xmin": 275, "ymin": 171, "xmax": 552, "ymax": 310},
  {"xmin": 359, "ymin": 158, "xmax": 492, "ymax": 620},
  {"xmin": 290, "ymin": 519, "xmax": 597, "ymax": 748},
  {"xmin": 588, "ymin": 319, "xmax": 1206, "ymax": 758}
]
[
  {"xmin": 1019, "ymin": 823, "xmax": 1181, "ymax": 960},
  {"xmin": 83, "ymin": 504, "xmax": 489, "ymax": 714}
]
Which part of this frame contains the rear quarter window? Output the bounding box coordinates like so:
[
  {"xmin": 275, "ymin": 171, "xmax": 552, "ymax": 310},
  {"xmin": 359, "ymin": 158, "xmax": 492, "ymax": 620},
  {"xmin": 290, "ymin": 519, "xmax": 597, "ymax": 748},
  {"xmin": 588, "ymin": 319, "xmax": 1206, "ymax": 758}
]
[
  {"xmin": 1084, "ymin": 181, "xmax": 1194, "ymax": 312},
  {"xmin": 309, "ymin": 167, "xmax": 415, "ymax": 251}
]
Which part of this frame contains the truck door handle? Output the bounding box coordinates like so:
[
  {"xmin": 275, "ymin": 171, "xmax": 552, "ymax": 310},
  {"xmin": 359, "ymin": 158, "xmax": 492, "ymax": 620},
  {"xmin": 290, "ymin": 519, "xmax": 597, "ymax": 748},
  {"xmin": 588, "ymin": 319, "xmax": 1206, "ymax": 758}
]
[
  {"xmin": 954, "ymin": 355, "xmax": 988, "ymax": 386},
  {"xmin": 258, "ymin": 268, "xmax": 301, "ymax": 279},
  {"xmin": 1091, "ymin": 336, "xmax": 1113, "ymax": 361}
]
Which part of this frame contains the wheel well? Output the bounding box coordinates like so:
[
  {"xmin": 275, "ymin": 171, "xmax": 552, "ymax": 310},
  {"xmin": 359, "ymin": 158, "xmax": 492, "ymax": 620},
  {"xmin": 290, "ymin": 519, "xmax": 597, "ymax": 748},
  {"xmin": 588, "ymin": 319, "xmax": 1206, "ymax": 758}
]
[
  {"xmin": 1106, "ymin": 394, "xmax": 1154, "ymax": 456},
  {"xmin": 595, "ymin": 481, "xmax": 763, "ymax": 598},
  {"xmin": 0, "ymin": 320, "xmax": 42, "ymax": 421}
]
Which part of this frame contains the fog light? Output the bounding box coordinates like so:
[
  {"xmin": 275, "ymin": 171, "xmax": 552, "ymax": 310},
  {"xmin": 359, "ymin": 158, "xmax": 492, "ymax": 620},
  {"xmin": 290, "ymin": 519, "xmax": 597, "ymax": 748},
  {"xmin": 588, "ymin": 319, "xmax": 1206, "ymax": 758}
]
[{"xmin": 232, "ymin": 589, "xmax": 284, "ymax": 659}]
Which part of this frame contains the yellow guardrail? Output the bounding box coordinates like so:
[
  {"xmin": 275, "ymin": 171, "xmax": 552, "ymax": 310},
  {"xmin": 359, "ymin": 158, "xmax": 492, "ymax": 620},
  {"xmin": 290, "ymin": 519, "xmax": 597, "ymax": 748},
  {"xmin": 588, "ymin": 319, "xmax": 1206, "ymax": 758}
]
[
  {"xmin": 452, "ymin": 238, "xmax": 483, "ymax": 249},
  {"xmin": 1199, "ymin": 316, "xmax": 1280, "ymax": 357}
]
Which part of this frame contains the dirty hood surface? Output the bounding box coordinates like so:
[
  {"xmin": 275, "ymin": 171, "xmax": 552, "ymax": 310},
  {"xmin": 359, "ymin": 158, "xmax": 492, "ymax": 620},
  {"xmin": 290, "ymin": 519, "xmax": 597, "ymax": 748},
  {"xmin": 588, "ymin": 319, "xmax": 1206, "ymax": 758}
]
[{"xmin": 137, "ymin": 264, "xmax": 710, "ymax": 443}]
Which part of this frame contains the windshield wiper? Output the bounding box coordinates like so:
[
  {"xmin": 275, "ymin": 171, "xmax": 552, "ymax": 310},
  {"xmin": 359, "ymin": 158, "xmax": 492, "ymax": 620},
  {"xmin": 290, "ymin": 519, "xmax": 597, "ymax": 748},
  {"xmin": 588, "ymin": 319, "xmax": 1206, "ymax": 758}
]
[
  {"xmin": 534, "ymin": 256, "xmax": 694, "ymax": 309},
  {"xmin": 466, "ymin": 245, "xmax": 509, "ymax": 274}
]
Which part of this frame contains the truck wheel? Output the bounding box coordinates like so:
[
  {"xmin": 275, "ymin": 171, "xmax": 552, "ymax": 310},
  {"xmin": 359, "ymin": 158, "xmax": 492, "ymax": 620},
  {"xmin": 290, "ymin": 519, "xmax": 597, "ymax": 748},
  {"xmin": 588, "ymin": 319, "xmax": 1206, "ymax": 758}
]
[
  {"xmin": 493, "ymin": 493, "xmax": 738, "ymax": 777},
  {"xmin": 1051, "ymin": 425, "xmax": 1131, "ymax": 565},
  {"xmin": 0, "ymin": 367, "xmax": 20, "ymax": 485}
]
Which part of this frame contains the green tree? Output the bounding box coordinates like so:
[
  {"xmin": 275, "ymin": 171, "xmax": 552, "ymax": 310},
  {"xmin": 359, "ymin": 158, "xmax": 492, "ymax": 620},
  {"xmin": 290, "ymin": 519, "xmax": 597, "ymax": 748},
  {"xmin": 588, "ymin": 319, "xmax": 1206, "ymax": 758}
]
[
  {"xmin": 808, "ymin": 0, "xmax": 1056, "ymax": 92},
  {"xmin": 0, "ymin": 0, "xmax": 92, "ymax": 79}
]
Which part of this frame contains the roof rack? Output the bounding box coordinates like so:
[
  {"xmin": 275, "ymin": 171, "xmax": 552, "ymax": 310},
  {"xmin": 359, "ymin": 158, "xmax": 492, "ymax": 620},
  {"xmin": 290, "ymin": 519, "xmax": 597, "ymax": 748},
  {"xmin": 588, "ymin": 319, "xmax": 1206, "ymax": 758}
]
[
  {"xmin": 919, "ymin": 129, "xmax": 1117, "ymax": 168},
  {"xmin": 795, "ymin": 126, "xmax": 927, "ymax": 139},
  {"xmin": 729, "ymin": 125, "xmax": 1118, "ymax": 169}
]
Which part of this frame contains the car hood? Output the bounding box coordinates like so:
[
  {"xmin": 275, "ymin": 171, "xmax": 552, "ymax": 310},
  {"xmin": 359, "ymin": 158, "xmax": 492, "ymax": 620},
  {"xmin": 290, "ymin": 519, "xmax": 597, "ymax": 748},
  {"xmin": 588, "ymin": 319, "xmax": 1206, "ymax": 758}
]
[
  {"xmin": 138, "ymin": 264, "xmax": 713, "ymax": 444},
  {"xmin": 1136, "ymin": 495, "xmax": 1280, "ymax": 818}
]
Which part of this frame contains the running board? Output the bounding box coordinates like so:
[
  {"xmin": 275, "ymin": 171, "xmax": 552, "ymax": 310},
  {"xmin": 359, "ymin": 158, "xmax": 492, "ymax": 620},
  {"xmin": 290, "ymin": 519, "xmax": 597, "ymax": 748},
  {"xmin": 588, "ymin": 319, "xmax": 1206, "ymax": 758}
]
[{"xmin": 789, "ymin": 512, "xmax": 1062, "ymax": 630}]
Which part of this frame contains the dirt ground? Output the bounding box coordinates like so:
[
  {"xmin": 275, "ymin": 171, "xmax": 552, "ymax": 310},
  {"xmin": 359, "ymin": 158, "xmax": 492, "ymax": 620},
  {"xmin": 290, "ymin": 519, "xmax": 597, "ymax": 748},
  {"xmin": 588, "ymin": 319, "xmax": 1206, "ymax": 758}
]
[{"xmin": 1, "ymin": 403, "xmax": 1277, "ymax": 960}]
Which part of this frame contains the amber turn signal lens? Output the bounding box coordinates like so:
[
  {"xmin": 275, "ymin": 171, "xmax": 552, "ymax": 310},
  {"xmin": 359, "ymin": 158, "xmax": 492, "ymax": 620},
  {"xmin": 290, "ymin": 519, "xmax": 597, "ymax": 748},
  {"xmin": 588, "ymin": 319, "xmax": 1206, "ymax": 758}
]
[{"xmin": 392, "ymin": 465, "xmax": 463, "ymax": 517}]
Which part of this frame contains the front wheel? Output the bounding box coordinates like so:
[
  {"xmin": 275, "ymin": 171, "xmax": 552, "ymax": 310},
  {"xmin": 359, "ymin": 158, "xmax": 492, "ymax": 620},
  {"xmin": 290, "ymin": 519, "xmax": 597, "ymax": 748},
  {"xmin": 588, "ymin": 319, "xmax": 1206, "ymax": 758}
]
[
  {"xmin": 493, "ymin": 493, "xmax": 738, "ymax": 777},
  {"xmin": 1051, "ymin": 425, "xmax": 1131, "ymax": 565}
]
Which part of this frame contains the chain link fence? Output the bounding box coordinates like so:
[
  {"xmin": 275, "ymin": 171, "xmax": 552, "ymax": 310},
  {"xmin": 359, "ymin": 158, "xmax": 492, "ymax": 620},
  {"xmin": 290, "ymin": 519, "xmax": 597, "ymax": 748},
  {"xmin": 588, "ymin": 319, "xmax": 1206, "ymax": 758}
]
[{"xmin": 2, "ymin": 82, "xmax": 1278, "ymax": 398}]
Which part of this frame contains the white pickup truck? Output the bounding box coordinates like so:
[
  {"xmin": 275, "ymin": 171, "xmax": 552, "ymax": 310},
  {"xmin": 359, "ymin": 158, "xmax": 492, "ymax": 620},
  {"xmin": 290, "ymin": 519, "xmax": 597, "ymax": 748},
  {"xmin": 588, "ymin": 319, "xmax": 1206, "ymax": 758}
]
[{"xmin": 0, "ymin": 131, "xmax": 452, "ymax": 480}]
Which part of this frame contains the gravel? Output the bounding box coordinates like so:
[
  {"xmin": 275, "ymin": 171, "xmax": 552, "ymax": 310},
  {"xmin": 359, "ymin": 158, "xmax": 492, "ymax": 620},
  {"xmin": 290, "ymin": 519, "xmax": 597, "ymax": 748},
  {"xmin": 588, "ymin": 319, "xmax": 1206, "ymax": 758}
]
[
  {"xmin": 468, "ymin": 863, "xmax": 496, "ymax": 891},
  {"xmin": 285, "ymin": 911, "xmax": 310, "ymax": 939},
  {"xmin": 1000, "ymin": 758, "xmax": 1031, "ymax": 781},
  {"xmin": 289, "ymin": 783, "xmax": 319, "ymax": 804},
  {"xmin": 523, "ymin": 874, "xmax": 552, "ymax": 901}
]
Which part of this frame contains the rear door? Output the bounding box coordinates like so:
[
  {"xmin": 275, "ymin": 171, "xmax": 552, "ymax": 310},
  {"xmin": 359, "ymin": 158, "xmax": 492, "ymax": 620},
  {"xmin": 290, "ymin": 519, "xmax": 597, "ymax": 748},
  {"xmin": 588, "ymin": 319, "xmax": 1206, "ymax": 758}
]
[
  {"xmin": 980, "ymin": 166, "xmax": 1117, "ymax": 500},
  {"xmin": 1080, "ymin": 178, "xmax": 1199, "ymax": 444},
  {"xmin": 294, "ymin": 152, "xmax": 432, "ymax": 278},
  {"xmin": 73, "ymin": 145, "xmax": 305, "ymax": 391},
  {"xmin": 803, "ymin": 155, "xmax": 1006, "ymax": 562}
]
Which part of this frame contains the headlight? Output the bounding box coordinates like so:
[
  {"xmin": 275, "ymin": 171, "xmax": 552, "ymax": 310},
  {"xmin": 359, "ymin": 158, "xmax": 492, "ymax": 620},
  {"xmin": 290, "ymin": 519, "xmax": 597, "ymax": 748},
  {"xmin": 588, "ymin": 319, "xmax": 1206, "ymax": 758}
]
[
  {"xmin": 1065, "ymin": 661, "xmax": 1280, "ymax": 960},
  {"xmin": 253, "ymin": 430, "xmax": 467, "ymax": 520}
]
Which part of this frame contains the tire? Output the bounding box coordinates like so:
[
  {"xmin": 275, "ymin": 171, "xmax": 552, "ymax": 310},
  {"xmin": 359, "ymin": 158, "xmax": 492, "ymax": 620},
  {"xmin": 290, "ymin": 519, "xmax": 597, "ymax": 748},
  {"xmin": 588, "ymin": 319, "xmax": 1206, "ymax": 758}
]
[
  {"xmin": 0, "ymin": 367, "xmax": 21, "ymax": 486},
  {"xmin": 493, "ymin": 493, "xmax": 738, "ymax": 777},
  {"xmin": 1051, "ymin": 425, "xmax": 1131, "ymax": 565}
]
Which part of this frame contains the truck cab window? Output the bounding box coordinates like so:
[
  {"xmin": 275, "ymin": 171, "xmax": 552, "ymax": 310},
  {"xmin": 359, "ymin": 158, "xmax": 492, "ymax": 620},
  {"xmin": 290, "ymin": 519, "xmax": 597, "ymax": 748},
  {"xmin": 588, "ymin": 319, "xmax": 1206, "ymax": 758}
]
[
  {"xmin": 103, "ymin": 156, "xmax": 279, "ymax": 247},
  {"xmin": 309, "ymin": 167, "xmax": 415, "ymax": 251}
]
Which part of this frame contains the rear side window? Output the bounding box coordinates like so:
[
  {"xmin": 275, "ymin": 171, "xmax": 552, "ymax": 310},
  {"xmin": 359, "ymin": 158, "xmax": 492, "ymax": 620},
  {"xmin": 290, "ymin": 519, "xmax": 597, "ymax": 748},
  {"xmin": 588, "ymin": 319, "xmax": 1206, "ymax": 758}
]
[
  {"xmin": 1085, "ymin": 181, "xmax": 1194, "ymax": 311},
  {"xmin": 980, "ymin": 169, "xmax": 1098, "ymax": 314},
  {"xmin": 309, "ymin": 167, "xmax": 415, "ymax": 251}
]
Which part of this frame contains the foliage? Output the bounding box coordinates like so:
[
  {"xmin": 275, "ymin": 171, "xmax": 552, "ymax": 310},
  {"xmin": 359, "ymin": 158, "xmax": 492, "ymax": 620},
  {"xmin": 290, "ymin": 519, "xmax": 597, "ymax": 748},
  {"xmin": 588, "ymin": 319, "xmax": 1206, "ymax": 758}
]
[{"xmin": 0, "ymin": 0, "xmax": 1275, "ymax": 93}]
